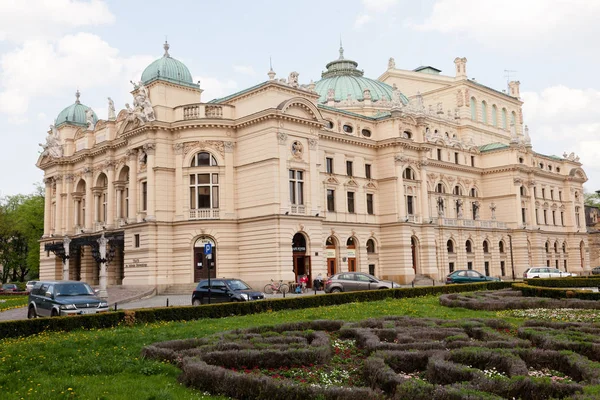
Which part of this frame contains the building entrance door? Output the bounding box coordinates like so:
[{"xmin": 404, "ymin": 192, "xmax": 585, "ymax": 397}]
[{"xmin": 193, "ymin": 237, "xmax": 216, "ymax": 282}]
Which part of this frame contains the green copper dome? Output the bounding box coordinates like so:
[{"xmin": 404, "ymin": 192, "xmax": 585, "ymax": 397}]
[
  {"xmin": 315, "ymin": 46, "xmax": 408, "ymax": 105},
  {"xmin": 55, "ymin": 90, "xmax": 97, "ymax": 128},
  {"xmin": 141, "ymin": 42, "xmax": 197, "ymax": 88}
]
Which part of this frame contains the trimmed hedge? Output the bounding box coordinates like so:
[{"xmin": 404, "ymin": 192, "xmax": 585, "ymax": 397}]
[
  {"xmin": 514, "ymin": 283, "xmax": 600, "ymax": 300},
  {"xmin": 523, "ymin": 277, "xmax": 600, "ymax": 288},
  {"xmin": 0, "ymin": 281, "xmax": 512, "ymax": 339}
]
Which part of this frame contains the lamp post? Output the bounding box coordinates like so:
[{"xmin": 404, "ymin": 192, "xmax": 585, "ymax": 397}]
[
  {"xmin": 97, "ymin": 233, "xmax": 109, "ymax": 299},
  {"xmin": 62, "ymin": 236, "xmax": 71, "ymax": 281},
  {"xmin": 508, "ymin": 234, "xmax": 516, "ymax": 281}
]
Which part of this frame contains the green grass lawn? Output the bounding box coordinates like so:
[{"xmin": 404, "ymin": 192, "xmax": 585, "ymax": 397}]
[
  {"xmin": 0, "ymin": 295, "xmax": 540, "ymax": 400},
  {"xmin": 0, "ymin": 295, "xmax": 27, "ymax": 312}
]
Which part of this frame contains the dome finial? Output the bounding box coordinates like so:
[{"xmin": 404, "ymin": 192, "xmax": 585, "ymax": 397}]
[
  {"xmin": 163, "ymin": 39, "xmax": 170, "ymax": 57},
  {"xmin": 75, "ymin": 89, "xmax": 80, "ymax": 104},
  {"xmin": 267, "ymin": 56, "xmax": 276, "ymax": 80},
  {"xmin": 339, "ymin": 36, "xmax": 344, "ymax": 60}
]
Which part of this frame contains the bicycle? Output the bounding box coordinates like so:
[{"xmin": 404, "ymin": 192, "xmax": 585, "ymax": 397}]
[{"xmin": 264, "ymin": 279, "xmax": 289, "ymax": 295}]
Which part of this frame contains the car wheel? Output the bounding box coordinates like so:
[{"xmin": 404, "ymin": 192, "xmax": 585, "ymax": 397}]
[
  {"xmin": 27, "ymin": 306, "xmax": 37, "ymax": 319},
  {"xmin": 330, "ymin": 287, "xmax": 342, "ymax": 293},
  {"xmin": 51, "ymin": 309, "xmax": 59, "ymax": 317},
  {"xmin": 192, "ymin": 299, "xmax": 201, "ymax": 306}
]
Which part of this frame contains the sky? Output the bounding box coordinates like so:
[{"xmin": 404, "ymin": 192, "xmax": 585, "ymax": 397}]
[{"xmin": 0, "ymin": 0, "xmax": 599, "ymax": 197}]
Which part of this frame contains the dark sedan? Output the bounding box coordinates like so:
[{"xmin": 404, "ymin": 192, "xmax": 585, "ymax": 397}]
[
  {"xmin": 446, "ymin": 270, "xmax": 501, "ymax": 284},
  {"xmin": 1, "ymin": 283, "xmax": 18, "ymax": 292},
  {"xmin": 192, "ymin": 278, "xmax": 265, "ymax": 305}
]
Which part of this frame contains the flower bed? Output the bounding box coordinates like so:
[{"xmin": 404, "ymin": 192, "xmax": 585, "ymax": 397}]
[{"xmin": 142, "ymin": 316, "xmax": 600, "ymax": 399}]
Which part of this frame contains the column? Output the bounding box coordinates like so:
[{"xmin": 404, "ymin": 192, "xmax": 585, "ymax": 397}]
[
  {"xmin": 514, "ymin": 180, "xmax": 522, "ymax": 226},
  {"xmin": 144, "ymin": 143, "xmax": 156, "ymax": 221},
  {"xmin": 115, "ymin": 187, "xmax": 122, "ymax": 222},
  {"xmin": 419, "ymin": 161, "xmax": 430, "ymax": 221},
  {"xmin": 97, "ymin": 233, "xmax": 108, "ymax": 299},
  {"xmin": 65, "ymin": 175, "xmax": 73, "ymax": 234},
  {"xmin": 224, "ymin": 141, "xmax": 235, "ymax": 218},
  {"xmin": 85, "ymin": 172, "xmax": 93, "ymax": 231},
  {"xmin": 63, "ymin": 236, "xmax": 71, "ymax": 281},
  {"xmin": 93, "ymin": 191, "xmax": 101, "ymax": 225},
  {"xmin": 73, "ymin": 196, "xmax": 80, "ymax": 229},
  {"xmin": 106, "ymin": 163, "xmax": 115, "ymax": 228},
  {"xmin": 529, "ymin": 184, "xmax": 537, "ymax": 227},
  {"xmin": 174, "ymin": 143, "xmax": 184, "ymax": 220},
  {"xmin": 55, "ymin": 175, "xmax": 63, "ymax": 236},
  {"xmin": 395, "ymin": 159, "xmax": 405, "ymax": 220},
  {"xmin": 127, "ymin": 149, "xmax": 138, "ymax": 223},
  {"xmin": 43, "ymin": 178, "xmax": 52, "ymax": 236}
]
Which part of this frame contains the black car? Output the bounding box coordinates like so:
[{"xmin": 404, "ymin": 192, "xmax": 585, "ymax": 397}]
[
  {"xmin": 27, "ymin": 281, "xmax": 108, "ymax": 318},
  {"xmin": 592, "ymin": 266, "xmax": 600, "ymax": 275},
  {"xmin": 192, "ymin": 278, "xmax": 265, "ymax": 305}
]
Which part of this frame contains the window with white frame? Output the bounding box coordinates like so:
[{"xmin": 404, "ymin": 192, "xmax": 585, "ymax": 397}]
[
  {"xmin": 189, "ymin": 173, "xmax": 219, "ymax": 209},
  {"xmin": 289, "ymin": 170, "xmax": 304, "ymax": 205}
]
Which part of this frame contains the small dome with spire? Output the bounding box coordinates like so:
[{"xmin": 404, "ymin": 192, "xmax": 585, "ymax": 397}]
[
  {"xmin": 314, "ymin": 44, "xmax": 408, "ymax": 105},
  {"xmin": 140, "ymin": 41, "xmax": 197, "ymax": 88},
  {"xmin": 55, "ymin": 90, "xmax": 97, "ymax": 128}
]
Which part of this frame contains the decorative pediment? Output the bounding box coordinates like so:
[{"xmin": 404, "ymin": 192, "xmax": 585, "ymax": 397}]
[
  {"xmin": 183, "ymin": 140, "xmax": 225, "ymax": 157},
  {"xmin": 277, "ymin": 97, "xmax": 322, "ymax": 122},
  {"xmin": 323, "ymin": 175, "xmax": 340, "ymax": 185},
  {"xmin": 364, "ymin": 181, "xmax": 378, "ymax": 190},
  {"xmin": 74, "ymin": 128, "xmax": 86, "ymax": 140},
  {"xmin": 344, "ymin": 178, "xmax": 359, "ymax": 188}
]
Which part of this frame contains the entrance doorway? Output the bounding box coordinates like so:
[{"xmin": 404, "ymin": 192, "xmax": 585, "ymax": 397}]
[
  {"xmin": 193, "ymin": 237, "xmax": 216, "ymax": 282},
  {"xmin": 292, "ymin": 233, "xmax": 311, "ymax": 287},
  {"xmin": 326, "ymin": 236, "xmax": 338, "ymax": 276}
]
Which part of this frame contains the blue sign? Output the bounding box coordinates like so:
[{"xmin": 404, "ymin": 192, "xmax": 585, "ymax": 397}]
[{"xmin": 204, "ymin": 243, "xmax": 212, "ymax": 255}]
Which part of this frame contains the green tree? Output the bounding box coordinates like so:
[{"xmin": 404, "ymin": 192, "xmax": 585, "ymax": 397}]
[
  {"xmin": 0, "ymin": 186, "xmax": 44, "ymax": 282},
  {"xmin": 584, "ymin": 190, "xmax": 600, "ymax": 207}
]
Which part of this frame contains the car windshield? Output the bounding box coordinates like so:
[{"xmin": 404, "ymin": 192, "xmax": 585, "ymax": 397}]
[
  {"xmin": 228, "ymin": 280, "xmax": 251, "ymax": 291},
  {"xmin": 55, "ymin": 283, "xmax": 94, "ymax": 296}
]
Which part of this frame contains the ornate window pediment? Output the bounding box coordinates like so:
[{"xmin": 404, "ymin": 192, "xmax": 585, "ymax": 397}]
[
  {"xmin": 364, "ymin": 181, "xmax": 378, "ymax": 190},
  {"xmin": 344, "ymin": 178, "xmax": 359, "ymax": 188},
  {"xmin": 323, "ymin": 175, "xmax": 340, "ymax": 185}
]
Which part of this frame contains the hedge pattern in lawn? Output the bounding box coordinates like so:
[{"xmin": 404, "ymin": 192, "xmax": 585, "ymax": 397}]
[
  {"xmin": 142, "ymin": 316, "xmax": 600, "ymax": 400},
  {"xmin": 440, "ymin": 289, "xmax": 600, "ymax": 311},
  {"xmin": 0, "ymin": 281, "xmax": 511, "ymax": 339}
]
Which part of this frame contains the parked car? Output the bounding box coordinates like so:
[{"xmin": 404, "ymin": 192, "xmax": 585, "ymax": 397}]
[
  {"xmin": 523, "ymin": 267, "xmax": 577, "ymax": 279},
  {"xmin": 25, "ymin": 281, "xmax": 38, "ymax": 292},
  {"xmin": 324, "ymin": 272, "xmax": 401, "ymax": 293},
  {"xmin": 27, "ymin": 281, "xmax": 109, "ymax": 318},
  {"xmin": 1, "ymin": 283, "xmax": 18, "ymax": 292},
  {"xmin": 592, "ymin": 267, "xmax": 600, "ymax": 275},
  {"xmin": 446, "ymin": 270, "xmax": 501, "ymax": 284},
  {"xmin": 192, "ymin": 278, "xmax": 265, "ymax": 305}
]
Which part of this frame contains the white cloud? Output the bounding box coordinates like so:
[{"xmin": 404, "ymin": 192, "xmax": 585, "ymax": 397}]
[
  {"xmin": 409, "ymin": 0, "xmax": 600, "ymax": 44},
  {"xmin": 0, "ymin": 0, "xmax": 114, "ymax": 43},
  {"xmin": 522, "ymin": 86, "xmax": 600, "ymax": 190},
  {"xmin": 354, "ymin": 14, "xmax": 372, "ymax": 29},
  {"xmin": 0, "ymin": 33, "xmax": 153, "ymax": 115},
  {"xmin": 362, "ymin": 0, "xmax": 398, "ymax": 12},
  {"xmin": 233, "ymin": 65, "xmax": 256, "ymax": 76},
  {"xmin": 196, "ymin": 76, "xmax": 238, "ymax": 101}
]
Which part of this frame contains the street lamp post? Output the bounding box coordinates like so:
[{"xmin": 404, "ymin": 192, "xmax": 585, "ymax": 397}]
[
  {"xmin": 508, "ymin": 234, "xmax": 516, "ymax": 281},
  {"xmin": 97, "ymin": 233, "xmax": 109, "ymax": 299}
]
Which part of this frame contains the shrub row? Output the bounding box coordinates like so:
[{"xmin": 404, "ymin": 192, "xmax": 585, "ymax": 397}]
[
  {"xmin": 514, "ymin": 283, "xmax": 600, "ymax": 300},
  {"xmin": 0, "ymin": 281, "xmax": 511, "ymax": 339},
  {"xmin": 523, "ymin": 277, "xmax": 600, "ymax": 288}
]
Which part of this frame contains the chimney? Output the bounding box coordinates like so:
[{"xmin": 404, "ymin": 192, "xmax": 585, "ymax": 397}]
[
  {"xmin": 508, "ymin": 81, "xmax": 520, "ymax": 99},
  {"xmin": 454, "ymin": 57, "xmax": 467, "ymax": 79}
]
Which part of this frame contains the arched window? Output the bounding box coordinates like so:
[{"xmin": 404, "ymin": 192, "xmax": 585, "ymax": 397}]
[
  {"xmin": 470, "ymin": 97, "xmax": 477, "ymax": 121},
  {"xmin": 447, "ymin": 240, "xmax": 454, "ymax": 253},
  {"xmin": 325, "ymin": 120, "xmax": 334, "ymax": 130},
  {"xmin": 483, "ymin": 240, "xmax": 489, "ymax": 253},
  {"xmin": 511, "ymin": 111, "xmax": 517, "ymax": 127},
  {"xmin": 520, "ymin": 186, "xmax": 526, "ymax": 196},
  {"xmin": 481, "ymin": 101, "xmax": 488, "ymax": 124},
  {"xmin": 502, "ymin": 108, "xmax": 508, "ymax": 129},
  {"xmin": 491, "ymin": 105, "xmax": 498, "ymax": 126},
  {"xmin": 466, "ymin": 240, "xmax": 473, "ymax": 253},
  {"xmin": 191, "ymin": 151, "xmax": 218, "ymax": 167},
  {"xmin": 499, "ymin": 241, "xmax": 505, "ymax": 253},
  {"xmin": 403, "ymin": 131, "xmax": 412, "ymax": 139},
  {"xmin": 453, "ymin": 185, "xmax": 462, "ymax": 196},
  {"xmin": 366, "ymin": 239, "xmax": 376, "ymax": 254},
  {"xmin": 554, "ymin": 242, "xmax": 558, "ymax": 253},
  {"xmin": 436, "ymin": 183, "xmax": 445, "ymax": 194},
  {"xmin": 545, "ymin": 241, "xmax": 549, "ymax": 253},
  {"xmin": 562, "ymin": 242, "xmax": 567, "ymax": 253},
  {"xmin": 403, "ymin": 168, "xmax": 415, "ymax": 180},
  {"xmin": 470, "ymin": 188, "xmax": 477, "ymax": 197}
]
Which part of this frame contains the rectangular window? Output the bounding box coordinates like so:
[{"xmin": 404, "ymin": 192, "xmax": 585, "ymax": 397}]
[
  {"xmin": 134, "ymin": 234, "xmax": 140, "ymax": 248},
  {"xmin": 564, "ymin": 260, "xmax": 567, "ymax": 271},
  {"xmin": 365, "ymin": 164, "xmax": 372, "ymax": 179},
  {"xmin": 437, "ymin": 149, "xmax": 442, "ymax": 160},
  {"xmin": 555, "ymin": 259, "xmax": 559, "ymax": 269},
  {"xmin": 467, "ymin": 261, "xmax": 473, "ymax": 270},
  {"xmin": 141, "ymin": 181, "xmax": 147, "ymax": 211},
  {"xmin": 449, "ymin": 262, "xmax": 455, "ymax": 273},
  {"xmin": 289, "ymin": 170, "xmax": 304, "ymax": 205},
  {"xmin": 347, "ymin": 192, "xmax": 355, "ymax": 213},
  {"xmin": 326, "ymin": 157, "xmax": 333, "ymax": 174},
  {"xmin": 552, "ymin": 210, "xmax": 556, "ymax": 225},
  {"xmin": 561, "ymin": 211, "xmax": 564, "ymax": 225},
  {"xmin": 366, "ymin": 193, "xmax": 374, "ymax": 215},
  {"xmin": 369, "ymin": 264, "xmax": 375, "ymax": 275},
  {"xmin": 542, "ymin": 188, "xmax": 545, "ymax": 199},
  {"xmin": 346, "ymin": 161, "xmax": 353, "ymax": 176},
  {"xmin": 500, "ymin": 261, "xmax": 506, "ymax": 276},
  {"xmin": 454, "ymin": 152, "xmax": 459, "ymax": 164},
  {"xmin": 484, "ymin": 261, "xmax": 490, "ymax": 276},
  {"xmin": 546, "ymin": 260, "xmax": 550, "ymax": 267},
  {"xmin": 124, "ymin": 188, "xmax": 129, "ymax": 218},
  {"xmin": 559, "ymin": 191, "xmax": 562, "ymax": 201},
  {"xmin": 189, "ymin": 173, "xmax": 219, "ymax": 209},
  {"xmin": 550, "ymin": 190, "xmax": 554, "ymax": 200},
  {"xmin": 576, "ymin": 207, "xmax": 581, "ymax": 227},
  {"xmin": 535, "ymin": 209, "xmax": 539, "ymax": 224},
  {"xmin": 327, "ymin": 189, "xmax": 335, "ymax": 212},
  {"xmin": 533, "ymin": 187, "xmax": 537, "ymax": 198},
  {"xmin": 522, "ymin": 208, "xmax": 526, "ymax": 224},
  {"xmin": 406, "ymin": 195, "xmax": 414, "ymax": 215},
  {"xmin": 471, "ymin": 156, "xmax": 475, "ymax": 167},
  {"xmin": 543, "ymin": 209, "xmax": 547, "ymax": 224}
]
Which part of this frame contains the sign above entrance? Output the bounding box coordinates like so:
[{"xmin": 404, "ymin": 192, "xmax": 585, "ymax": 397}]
[
  {"xmin": 292, "ymin": 246, "xmax": 306, "ymax": 253},
  {"xmin": 194, "ymin": 237, "xmax": 215, "ymax": 248}
]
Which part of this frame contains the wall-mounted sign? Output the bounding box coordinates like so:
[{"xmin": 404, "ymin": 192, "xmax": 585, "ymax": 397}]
[
  {"xmin": 292, "ymin": 246, "xmax": 306, "ymax": 253},
  {"xmin": 347, "ymin": 249, "xmax": 356, "ymax": 258},
  {"xmin": 325, "ymin": 249, "xmax": 336, "ymax": 258}
]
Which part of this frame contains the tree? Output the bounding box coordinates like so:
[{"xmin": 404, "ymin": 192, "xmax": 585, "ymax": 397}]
[
  {"xmin": 584, "ymin": 190, "xmax": 600, "ymax": 208},
  {"xmin": 0, "ymin": 186, "xmax": 44, "ymax": 282}
]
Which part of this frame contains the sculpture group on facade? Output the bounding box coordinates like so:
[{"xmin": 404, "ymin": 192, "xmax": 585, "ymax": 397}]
[
  {"xmin": 126, "ymin": 81, "xmax": 156, "ymax": 124},
  {"xmin": 39, "ymin": 124, "xmax": 63, "ymax": 158}
]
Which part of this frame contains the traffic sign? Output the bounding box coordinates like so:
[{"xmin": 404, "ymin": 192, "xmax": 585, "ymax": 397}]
[{"xmin": 204, "ymin": 243, "xmax": 212, "ymax": 255}]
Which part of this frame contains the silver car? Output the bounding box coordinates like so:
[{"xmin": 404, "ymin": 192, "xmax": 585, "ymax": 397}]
[
  {"xmin": 324, "ymin": 272, "xmax": 400, "ymax": 293},
  {"xmin": 523, "ymin": 267, "xmax": 577, "ymax": 279}
]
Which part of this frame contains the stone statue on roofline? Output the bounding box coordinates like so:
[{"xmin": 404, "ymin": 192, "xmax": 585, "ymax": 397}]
[
  {"xmin": 39, "ymin": 124, "xmax": 63, "ymax": 158},
  {"xmin": 388, "ymin": 57, "xmax": 396, "ymax": 70},
  {"xmin": 107, "ymin": 97, "xmax": 116, "ymax": 121},
  {"xmin": 86, "ymin": 108, "xmax": 96, "ymax": 130}
]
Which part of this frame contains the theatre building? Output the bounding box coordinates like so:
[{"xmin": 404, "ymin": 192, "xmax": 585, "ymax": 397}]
[{"xmin": 37, "ymin": 42, "xmax": 590, "ymax": 291}]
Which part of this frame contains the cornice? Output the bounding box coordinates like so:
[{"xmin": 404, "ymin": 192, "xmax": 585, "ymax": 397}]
[
  {"xmin": 217, "ymin": 81, "xmax": 320, "ymax": 105},
  {"xmin": 318, "ymin": 132, "xmax": 376, "ymax": 148},
  {"xmin": 427, "ymin": 160, "xmax": 479, "ymax": 174}
]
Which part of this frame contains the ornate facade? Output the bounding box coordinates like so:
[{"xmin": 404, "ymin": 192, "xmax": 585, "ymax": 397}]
[{"xmin": 37, "ymin": 43, "xmax": 590, "ymax": 292}]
